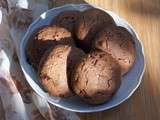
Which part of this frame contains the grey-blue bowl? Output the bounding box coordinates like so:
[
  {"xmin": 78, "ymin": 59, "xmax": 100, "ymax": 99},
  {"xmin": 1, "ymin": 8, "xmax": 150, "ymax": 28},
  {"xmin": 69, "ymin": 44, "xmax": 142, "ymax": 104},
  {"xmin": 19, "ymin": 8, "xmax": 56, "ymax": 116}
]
[{"xmin": 20, "ymin": 4, "xmax": 145, "ymax": 113}]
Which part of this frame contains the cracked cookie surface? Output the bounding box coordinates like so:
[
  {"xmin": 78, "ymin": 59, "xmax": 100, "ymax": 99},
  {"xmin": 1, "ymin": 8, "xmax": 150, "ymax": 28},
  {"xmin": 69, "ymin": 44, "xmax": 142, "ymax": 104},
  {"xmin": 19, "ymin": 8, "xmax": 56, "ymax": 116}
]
[
  {"xmin": 26, "ymin": 25, "xmax": 74, "ymax": 70},
  {"xmin": 75, "ymin": 8, "xmax": 115, "ymax": 52},
  {"xmin": 93, "ymin": 26, "xmax": 136, "ymax": 75},
  {"xmin": 71, "ymin": 50, "xmax": 121, "ymax": 104},
  {"xmin": 39, "ymin": 45, "xmax": 85, "ymax": 97}
]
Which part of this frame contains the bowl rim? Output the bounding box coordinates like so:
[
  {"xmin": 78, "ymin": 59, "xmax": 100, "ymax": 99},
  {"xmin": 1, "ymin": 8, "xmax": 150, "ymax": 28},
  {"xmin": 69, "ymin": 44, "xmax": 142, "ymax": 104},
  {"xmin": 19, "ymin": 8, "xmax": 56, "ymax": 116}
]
[{"xmin": 20, "ymin": 4, "xmax": 146, "ymax": 113}]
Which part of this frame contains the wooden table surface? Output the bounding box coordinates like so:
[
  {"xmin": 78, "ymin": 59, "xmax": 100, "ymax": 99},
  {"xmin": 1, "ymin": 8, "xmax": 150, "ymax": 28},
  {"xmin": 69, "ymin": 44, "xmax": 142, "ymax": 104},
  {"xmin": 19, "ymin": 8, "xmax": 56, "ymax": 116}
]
[{"xmin": 53, "ymin": 0, "xmax": 160, "ymax": 120}]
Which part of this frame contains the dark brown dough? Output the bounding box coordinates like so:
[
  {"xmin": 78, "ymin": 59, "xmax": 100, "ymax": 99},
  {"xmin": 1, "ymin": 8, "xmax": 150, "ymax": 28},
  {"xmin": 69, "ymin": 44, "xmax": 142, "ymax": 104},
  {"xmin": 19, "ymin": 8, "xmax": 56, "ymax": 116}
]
[
  {"xmin": 39, "ymin": 45, "xmax": 85, "ymax": 98},
  {"xmin": 75, "ymin": 8, "xmax": 115, "ymax": 52},
  {"xmin": 71, "ymin": 50, "xmax": 121, "ymax": 104},
  {"xmin": 92, "ymin": 26, "xmax": 136, "ymax": 75},
  {"xmin": 51, "ymin": 10, "xmax": 80, "ymax": 36},
  {"xmin": 26, "ymin": 25, "xmax": 74, "ymax": 70}
]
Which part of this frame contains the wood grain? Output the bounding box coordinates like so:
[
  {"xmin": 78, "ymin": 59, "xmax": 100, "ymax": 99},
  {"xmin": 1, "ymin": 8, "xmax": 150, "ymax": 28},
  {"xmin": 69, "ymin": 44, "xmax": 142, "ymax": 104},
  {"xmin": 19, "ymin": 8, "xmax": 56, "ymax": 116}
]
[{"xmin": 52, "ymin": 0, "xmax": 160, "ymax": 120}]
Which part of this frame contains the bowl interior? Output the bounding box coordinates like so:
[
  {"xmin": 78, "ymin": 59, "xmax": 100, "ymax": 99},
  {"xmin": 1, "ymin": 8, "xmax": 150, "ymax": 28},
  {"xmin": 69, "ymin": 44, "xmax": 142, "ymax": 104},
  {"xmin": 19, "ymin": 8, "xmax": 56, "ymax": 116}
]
[{"xmin": 20, "ymin": 4, "xmax": 145, "ymax": 113}]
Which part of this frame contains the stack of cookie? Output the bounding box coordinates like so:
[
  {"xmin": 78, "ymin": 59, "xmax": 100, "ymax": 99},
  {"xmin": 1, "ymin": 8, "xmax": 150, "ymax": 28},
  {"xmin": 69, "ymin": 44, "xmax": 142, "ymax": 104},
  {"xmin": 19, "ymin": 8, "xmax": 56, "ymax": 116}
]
[{"xmin": 26, "ymin": 8, "xmax": 136, "ymax": 105}]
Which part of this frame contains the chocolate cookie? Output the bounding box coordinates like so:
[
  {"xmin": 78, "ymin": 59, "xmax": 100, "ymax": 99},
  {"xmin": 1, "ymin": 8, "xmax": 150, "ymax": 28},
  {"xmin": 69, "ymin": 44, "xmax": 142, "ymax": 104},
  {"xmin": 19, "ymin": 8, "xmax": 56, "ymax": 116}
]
[
  {"xmin": 26, "ymin": 25, "xmax": 74, "ymax": 70},
  {"xmin": 51, "ymin": 11, "xmax": 80, "ymax": 36},
  {"xmin": 75, "ymin": 8, "xmax": 115, "ymax": 52},
  {"xmin": 92, "ymin": 26, "xmax": 136, "ymax": 75},
  {"xmin": 39, "ymin": 45, "xmax": 85, "ymax": 97},
  {"xmin": 71, "ymin": 50, "xmax": 121, "ymax": 104}
]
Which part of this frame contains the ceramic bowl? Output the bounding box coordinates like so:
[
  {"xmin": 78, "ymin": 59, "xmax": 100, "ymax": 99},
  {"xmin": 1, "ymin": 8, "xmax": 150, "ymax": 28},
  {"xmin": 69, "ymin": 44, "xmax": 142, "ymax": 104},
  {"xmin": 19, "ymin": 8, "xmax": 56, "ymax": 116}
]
[{"xmin": 20, "ymin": 4, "xmax": 145, "ymax": 113}]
